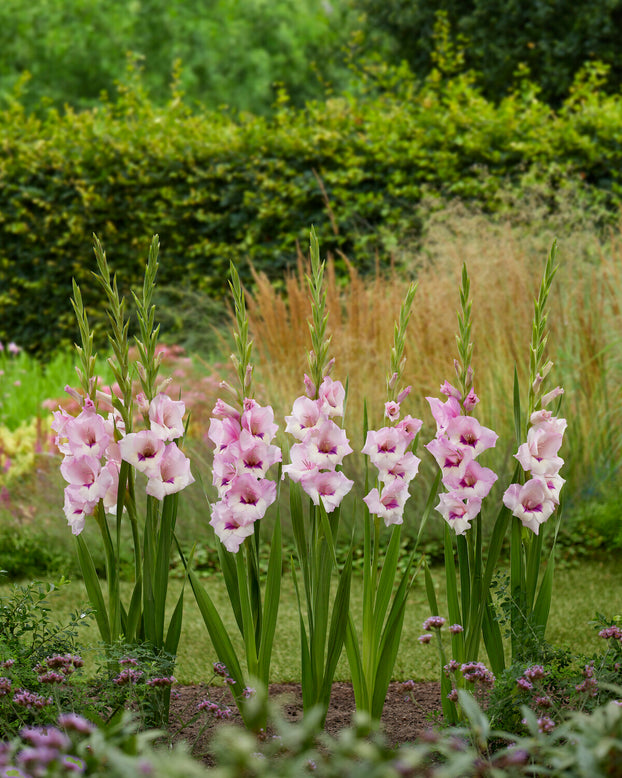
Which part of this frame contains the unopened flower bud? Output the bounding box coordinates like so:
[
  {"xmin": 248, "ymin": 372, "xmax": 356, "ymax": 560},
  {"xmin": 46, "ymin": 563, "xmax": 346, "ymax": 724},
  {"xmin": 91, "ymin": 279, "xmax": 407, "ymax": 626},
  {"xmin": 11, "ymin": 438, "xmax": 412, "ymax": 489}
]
[
  {"xmin": 244, "ymin": 364, "xmax": 253, "ymax": 389},
  {"xmin": 136, "ymin": 392, "xmax": 150, "ymax": 415},
  {"xmin": 397, "ymin": 385, "xmax": 412, "ymax": 404},
  {"xmin": 541, "ymin": 386, "xmax": 564, "ymax": 408},
  {"xmin": 64, "ymin": 384, "xmax": 83, "ymax": 404},
  {"xmin": 388, "ymin": 372, "xmax": 399, "ymax": 390},
  {"xmin": 155, "ymin": 376, "xmax": 172, "ymax": 394},
  {"xmin": 219, "ymin": 380, "xmax": 237, "ymax": 397},
  {"xmin": 324, "ymin": 358, "xmax": 335, "ymax": 377},
  {"xmin": 303, "ymin": 374, "xmax": 316, "ymax": 398}
]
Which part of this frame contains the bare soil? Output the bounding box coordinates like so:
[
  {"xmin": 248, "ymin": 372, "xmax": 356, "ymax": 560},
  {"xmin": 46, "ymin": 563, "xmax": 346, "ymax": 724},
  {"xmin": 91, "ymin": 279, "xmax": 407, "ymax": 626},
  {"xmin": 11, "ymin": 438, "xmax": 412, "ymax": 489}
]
[{"xmin": 167, "ymin": 681, "xmax": 442, "ymax": 762}]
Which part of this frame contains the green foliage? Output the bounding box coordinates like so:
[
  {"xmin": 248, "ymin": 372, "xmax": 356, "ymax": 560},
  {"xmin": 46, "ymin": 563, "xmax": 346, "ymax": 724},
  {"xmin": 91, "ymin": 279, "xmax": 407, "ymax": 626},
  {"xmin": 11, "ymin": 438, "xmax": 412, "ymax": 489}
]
[
  {"xmin": 0, "ymin": 0, "xmax": 357, "ymax": 116},
  {"xmin": 357, "ymin": 1, "xmax": 622, "ymax": 105},
  {"xmin": 4, "ymin": 62, "xmax": 622, "ymax": 355}
]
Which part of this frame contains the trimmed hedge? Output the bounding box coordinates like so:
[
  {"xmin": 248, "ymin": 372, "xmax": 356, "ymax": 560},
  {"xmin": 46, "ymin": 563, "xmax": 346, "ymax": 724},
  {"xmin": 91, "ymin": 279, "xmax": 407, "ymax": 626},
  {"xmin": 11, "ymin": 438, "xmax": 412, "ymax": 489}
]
[{"xmin": 1, "ymin": 62, "xmax": 622, "ymax": 354}]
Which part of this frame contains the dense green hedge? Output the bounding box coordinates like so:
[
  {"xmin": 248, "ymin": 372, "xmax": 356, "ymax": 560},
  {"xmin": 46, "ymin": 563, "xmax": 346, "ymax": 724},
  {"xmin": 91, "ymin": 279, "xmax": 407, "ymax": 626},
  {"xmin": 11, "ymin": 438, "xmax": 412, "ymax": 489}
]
[{"xmin": 2, "ymin": 61, "xmax": 622, "ymax": 354}]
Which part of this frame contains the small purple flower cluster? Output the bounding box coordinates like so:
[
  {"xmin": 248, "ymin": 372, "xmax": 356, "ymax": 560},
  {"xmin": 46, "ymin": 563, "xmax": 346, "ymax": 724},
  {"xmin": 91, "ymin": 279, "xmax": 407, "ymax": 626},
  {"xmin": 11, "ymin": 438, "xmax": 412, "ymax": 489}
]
[
  {"xmin": 459, "ymin": 662, "xmax": 496, "ymax": 688},
  {"xmin": 12, "ymin": 689, "xmax": 53, "ymax": 710},
  {"xmin": 575, "ymin": 663, "xmax": 598, "ymax": 697},
  {"xmin": 599, "ymin": 625, "xmax": 622, "ymax": 641},
  {"xmin": 146, "ymin": 676, "xmax": 176, "ymax": 688},
  {"xmin": 283, "ymin": 376, "xmax": 353, "ymax": 513},
  {"xmin": 0, "ymin": 716, "xmax": 95, "ymax": 778},
  {"xmin": 516, "ymin": 665, "xmax": 554, "ymax": 716},
  {"xmin": 208, "ymin": 398, "xmax": 281, "ymax": 552},
  {"xmin": 197, "ymin": 698, "xmax": 233, "ymax": 719},
  {"xmin": 426, "ymin": 381, "xmax": 498, "ymax": 535},
  {"xmin": 113, "ymin": 668, "xmax": 144, "ymax": 686},
  {"xmin": 35, "ymin": 654, "xmax": 83, "ymax": 685}
]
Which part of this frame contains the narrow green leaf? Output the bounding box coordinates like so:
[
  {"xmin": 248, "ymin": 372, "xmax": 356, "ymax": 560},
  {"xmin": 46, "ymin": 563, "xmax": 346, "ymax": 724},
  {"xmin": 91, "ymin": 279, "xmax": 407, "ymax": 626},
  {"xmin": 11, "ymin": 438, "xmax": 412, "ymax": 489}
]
[
  {"xmin": 444, "ymin": 525, "xmax": 462, "ymax": 627},
  {"xmin": 217, "ymin": 541, "xmax": 243, "ymax": 635},
  {"xmin": 320, "ymin": 549, "xmax": 352, "ymax": 708},
  {"xmin": 164, "ymin": 587, "xmax": 184, "ymax": 656},
  {"xmin": 75, "ymin": 535, "xmax": 110, "ymax": 645},
  {"xmin": 258, "ymin": 514, "xmax": 282, "ymax": 685},
  {"xmin": 373, "ymin": 524, "xmax": 402, "ymax": 634}
]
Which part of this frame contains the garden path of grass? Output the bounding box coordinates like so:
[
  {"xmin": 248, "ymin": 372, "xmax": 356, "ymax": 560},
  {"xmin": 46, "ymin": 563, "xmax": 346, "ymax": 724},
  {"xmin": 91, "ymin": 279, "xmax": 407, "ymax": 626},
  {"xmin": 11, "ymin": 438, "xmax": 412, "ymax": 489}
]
[{"xmin": 3, "ymin": 560, "xmax": 620, "ymax": 684}]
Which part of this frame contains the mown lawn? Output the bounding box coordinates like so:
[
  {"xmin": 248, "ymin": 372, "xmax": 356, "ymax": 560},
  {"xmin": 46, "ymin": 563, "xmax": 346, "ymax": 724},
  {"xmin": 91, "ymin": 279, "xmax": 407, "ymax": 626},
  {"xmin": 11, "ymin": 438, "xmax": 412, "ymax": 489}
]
[{"xmin": 2, "ymin": 559, "xmax": 619, "ymax": 684}]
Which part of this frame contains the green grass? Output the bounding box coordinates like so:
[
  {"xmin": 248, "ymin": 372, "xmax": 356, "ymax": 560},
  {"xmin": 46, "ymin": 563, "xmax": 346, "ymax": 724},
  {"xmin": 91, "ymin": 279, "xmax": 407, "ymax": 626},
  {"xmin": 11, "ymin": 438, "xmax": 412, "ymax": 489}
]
[{"xmin": 3, "ymin": 559, "xmax": 619, "ymax": 685}]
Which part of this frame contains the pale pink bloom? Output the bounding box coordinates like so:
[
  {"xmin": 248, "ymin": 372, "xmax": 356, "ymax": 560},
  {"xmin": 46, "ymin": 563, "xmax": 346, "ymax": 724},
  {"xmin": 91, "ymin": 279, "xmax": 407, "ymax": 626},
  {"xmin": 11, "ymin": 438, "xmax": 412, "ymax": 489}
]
[
  {"xmin": 384, "ymin": 401, "xmax": 401, "ymax": 422},
  {"xmin": 241, "ymin": 403, "xmax": 278, "ymax": 442},
  {"xmin": 425, "ymin": 437, "xmax": 473, "ymax": 473},
  {"xmin": 462, "ymin": 389, "xmax": 480, "ymax": 412},
  {"xmin": 442, "ymin": 459, "xmax": 498, "ymax": 501},
  {"xmin": 381, "ymin": 451, "xmax": 421, "ymax": 485},
  {"xmin": 363, "ymin": 480, "xmax": 409, "ymax": 526},
  {"xmin": 65, "ymin": 408, "xmax": 111, "ymax": 459},
  {"xmin": 541, "ymin": 386, "xmax": 564, "ymax": 408},
  {"xmin": 63, "ymin": 492, "xmax": 88, "ymax": 535},
  {"xmin": 7, "ymin": 342, "xmax": 20, "ymax": 355},
  {"xmin": 426, "ymin": 395, "xmax": 461, "ymax": 433},
  {"xmin": 445, "ymin": 415, "xmax": 498, "ymax": 456},
  {"xmin": 209, "ymin": 501, "xmax": 256, "ymax": 552},
  {"xmin": 362, "ymin": 427, "xmax": 409, "ymax": 470},
  {"xmin": 540, "ymin": 473, "xmax": 565, "ymax": 505},
  {"xmin": 435, "ymin": 493, "xmax": 482, "ymax": 535},
  {"xmin": 515, "ymin": 426, "xmax": 563, "ymax": 475},
  {"xmin": 145, "ymin": 442, "xmax": 195, "ymax": 500},
  {"xmin": 529, "ymin": 410, "xmax": 567, "ymax": 436},
  {"xmin": 211, "ymin": 398, "xmax": 241, "ymax": 420},
  {"xmin": 51, "ymin": 408, "xmax": 74, "ymax": 455},
  {"xmin": 149, "ymin": 394, "xmax": 186, "ymax": 441},
  {"xmin": 284, "ymin": 396, "xmax": 322, "ymax": 440},
  {"xmin": 300, "ymin": 469, "xmax": 353, "ymax": 512},
  {"xmin": 304, "ymin": 421, "xmax": 353, "ymax": 469},
  {"xmin": 63, "ymin": 467, "xmax": 113, "ymax": 518},
  {"xmin": 318, "ymin": 376, "xmax": 346, "ymax": 418},
  {"xmin": 502, "ymin": 480, "xmax": 555, "ymax": 534},
  {"xmin": 119, "ymin": 430, "xmax": 166, "ymax": 478},
  {"xmin": 396, "ymin": 415, "xmax": 423, "ymax": 440},
  {"xmin": 440, "ymin": 381, "xmax": 461, "ymax": 399},
  {"xmin": 135, "ymin": 391, "xmax": 150, "ymax": 415},
  {"xmin": 212, "ymin": 447, "xmax": 239, "ymax": 496},
  {"xmin": 214, "ymin": 473, "xmax": 276, "ymax": 525},
  {"xmin": 282, "ymin": 443, "xmax": 319, "ymax": 483},
  {"xmin": 102, "ymin": 460, "xmax": 120, "ymax": 514},
  {"xmin": 234, "ymin": 430, "xmax": 282, "ymax": 477},
  {"xmin": 60, "ymin": 454, "xmax": 102, "ymax": 487},
  {"xmin": 207, "ymin": 415, "xmax": 241, "ymax": 451}
]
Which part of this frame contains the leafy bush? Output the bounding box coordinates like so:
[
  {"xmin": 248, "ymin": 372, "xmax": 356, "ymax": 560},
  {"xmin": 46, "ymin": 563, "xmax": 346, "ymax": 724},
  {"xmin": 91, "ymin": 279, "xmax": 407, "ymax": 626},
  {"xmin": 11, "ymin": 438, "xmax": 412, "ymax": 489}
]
[
  {"xmin": 357, "ymin": 1, "xmax": 622, "ymax": 105},
  {"xmin": 4, "ymin": 59, "xmax": 622, "ymax": 354},
  {"xmin": 0, "ymin": 0, "xmax": 357, "ymax": 116}
]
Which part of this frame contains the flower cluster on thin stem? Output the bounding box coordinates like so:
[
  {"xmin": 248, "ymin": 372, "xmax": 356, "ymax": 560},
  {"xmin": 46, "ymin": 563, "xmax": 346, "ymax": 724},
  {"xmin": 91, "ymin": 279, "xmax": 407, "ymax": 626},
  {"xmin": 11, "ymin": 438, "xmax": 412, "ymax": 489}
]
[{"xmin": 425, "ymin": 266, "xmax": 498, "ymax": 535}]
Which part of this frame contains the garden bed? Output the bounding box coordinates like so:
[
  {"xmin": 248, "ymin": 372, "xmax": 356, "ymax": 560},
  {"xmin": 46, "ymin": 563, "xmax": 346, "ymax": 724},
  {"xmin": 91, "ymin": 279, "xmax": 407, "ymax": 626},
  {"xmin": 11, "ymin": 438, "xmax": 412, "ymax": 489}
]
[{"xmin": 169, "ymin": 681, "xmax": 442, "ymax": 761}]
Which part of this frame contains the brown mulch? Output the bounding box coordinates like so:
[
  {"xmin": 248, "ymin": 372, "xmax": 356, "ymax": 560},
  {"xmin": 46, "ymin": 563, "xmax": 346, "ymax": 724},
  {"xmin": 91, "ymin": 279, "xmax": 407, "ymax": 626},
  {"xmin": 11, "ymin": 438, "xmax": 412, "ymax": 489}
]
[{"xmin": 166, "ymin": 681, "xmax": 442, "ymax": 762}]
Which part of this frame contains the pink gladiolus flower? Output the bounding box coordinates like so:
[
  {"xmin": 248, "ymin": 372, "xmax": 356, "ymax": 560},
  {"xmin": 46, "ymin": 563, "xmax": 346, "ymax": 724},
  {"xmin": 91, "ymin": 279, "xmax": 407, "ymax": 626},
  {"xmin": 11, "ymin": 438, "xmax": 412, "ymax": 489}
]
[
  {"xmin": 210, "ymin": 502, "xmax": 257, "ymax": 553},
  {"xmin": 318, "ymin": 376, "xmax": 345, "ymax": 418},
  {"xmin": 300, "ymin": 469, "xmax": 354, "ymax": 513},
  {"xmin": 304, "ymin": 421, "xmax": 353, "ymax": 469},
  {"xmin": 502, "ymin": 480, "xmax": 556, "ymax": 534},
  {"xmin": 385, "ymin": 401, "xmax": 401, "ymax": 422},
  {"xmin": 425, "ymin": 437, "xmax": 473, "ymax": 472},
  {"xmin": 541, "ymin": 386, "xmax": 564, "ymax": 408},
  {"xmin": 211, "ymin": 399, "xmax": 241, "ymax": 421},
  {"xmin": 435, "ymin": 493, "xmax": 482, "ymax": 535},
  {"xmin": 426, "ymin": 395, "xmax": 461, "ymax": 433},
  {"xmin": 218, "ymin": 473, "xmax": 276, "ymax": 525},
  {"xmin": 445, "ymin": 416, "xmax": 498, "ymax": 456},
  {"xmin": 234, "ymin": 431, "xmax": 282, "ymax": 477},
  {"xmin": 442, "ymin": 459, "xmax": 498, "ymax": 501},
  {"xmin": 397, "ymin": 415, "xmax": 423, "ymax": 439},
  {"xmin": 241, "ymin": 402, "xmax": 278, "ymax": 441},
  {"xmin": 440, "ymin": 381, "xmax": 461, "ymax": 399},
  {"xmin": 149, "ymin": 393, "xmax": 186, "ymax": 441},
  {"xmin": 208, "ymin": 416, "xmax": 241, "ymax": 451},
  {"xmin": 362, "ymin": 427, "xmax": 409, "ymax": 470},
  {"xmin": 281, "ymin": 443, "xmax": 319, "ymax": 483},
  {"xmin": 119, "ymin": 430, "xmax": 166, "ymax": 478},
  {"xmin": 381, "ymin": 451, "xmax": 421, "ymax": 485},
  {"xmin": 364, "ymin": 480, "xmax": 409, "ymax": 526},
  {"xmin": 65, "ymin": 407, "xmax": 111, "ymax": 459},
  {"xmin": 146, "ymin": 442, "xmax": 195, "ymax": 500},
  {"xmin": 462, "ymin": 389, "xmax": 480, "ymax": 412},
  {"xmin": 284, "ymin": 396, "xmax": 322, "ymax": 440}
]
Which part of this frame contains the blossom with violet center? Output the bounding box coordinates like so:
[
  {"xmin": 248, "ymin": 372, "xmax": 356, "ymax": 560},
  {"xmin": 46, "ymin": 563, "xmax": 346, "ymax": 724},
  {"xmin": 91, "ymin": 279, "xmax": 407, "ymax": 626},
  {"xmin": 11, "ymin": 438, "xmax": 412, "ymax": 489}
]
[{"xmin": 145, "ymin": 442, "xmax": 195, "ymax": 500}]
